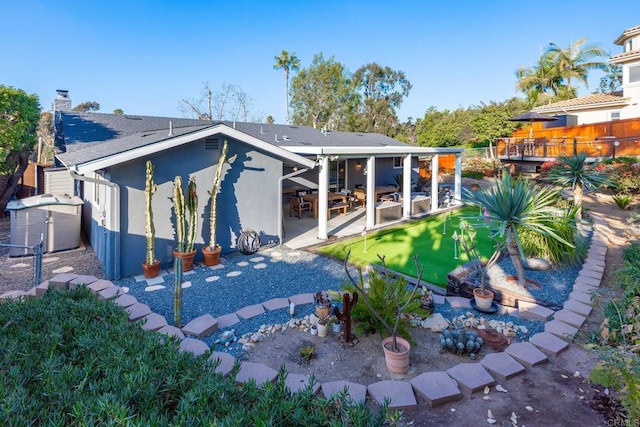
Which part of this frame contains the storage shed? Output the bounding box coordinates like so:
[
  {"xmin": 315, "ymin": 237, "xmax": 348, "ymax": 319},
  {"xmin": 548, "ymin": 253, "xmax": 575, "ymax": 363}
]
[{"xmin": 7, "ymin": 194, "xmax": 83, "ymax": 256}]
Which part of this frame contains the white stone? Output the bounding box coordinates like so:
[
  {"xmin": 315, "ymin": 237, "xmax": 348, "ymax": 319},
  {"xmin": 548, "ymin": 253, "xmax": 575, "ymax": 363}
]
[
  {"xmin": 525, "ymin": 257, "xmax": 552, "ymax": 271},
  {"xmin": 145, "ymin": 285, "xmax": 166, "ymax": 292},
  {"xmin": 253, "ymin": 263, "xmax": 268, "ymax": 269},
  {"xmin": 236, "ymin": 261, "xmax": 249, "ymax": 267},
  {"xmin": 181, "ymin": 281, "xmax": 191, "ymax": 288},
  {"xmin": 205, "ymin": 276, "xmax": 220, "ymax": 282},
  {"xmin": 250, "ymin": 257, "xmax": 265, "ymax": 262},
  {"xmin": 420, "ymin": 313, "xmax": 450, "ymax": 332},
  {"xmin": 227, "ymin": 271, "xmax": 242, "ymax": 277}
]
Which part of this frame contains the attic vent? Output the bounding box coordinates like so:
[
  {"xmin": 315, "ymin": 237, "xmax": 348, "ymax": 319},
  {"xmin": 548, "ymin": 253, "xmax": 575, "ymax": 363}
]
[
  {"xmin": 282, "ymin": 135, "xmax": 291, "ymax": 141},
  {"xmin": 288, "ymin": 125, "xmax": 299, "ymax": 129},
  {"xmin": 205, "ymin": 137, "xmax": 220, "ymax": 150},
  {"xmin": 124, "ymin": 116, "xmax": 142, "ymax": 120},
  {"xmin": 299, "ymin": 141, "xmax": 311, "ymax": 145}
]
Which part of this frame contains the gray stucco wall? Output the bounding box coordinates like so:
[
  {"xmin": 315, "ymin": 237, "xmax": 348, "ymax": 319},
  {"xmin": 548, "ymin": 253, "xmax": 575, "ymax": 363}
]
[{"xmin": 109, "ymin": 136, "xmax": 282, "ymax": 277}]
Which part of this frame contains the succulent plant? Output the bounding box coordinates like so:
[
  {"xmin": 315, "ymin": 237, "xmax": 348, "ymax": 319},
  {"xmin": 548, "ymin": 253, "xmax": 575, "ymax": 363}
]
[{"xmin": 439, "ymin": 327, "xmax": 483, "ymax": 358}]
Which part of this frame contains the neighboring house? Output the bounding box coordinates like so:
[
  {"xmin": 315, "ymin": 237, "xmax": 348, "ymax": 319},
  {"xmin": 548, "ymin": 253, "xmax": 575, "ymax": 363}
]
[
  {"xmin": 52, "ymin": 98, "xmax": 462, "ymax": 280},
  {"xmin": 533, "ymin": 24, "xmax": 640, "ymax": 124}
]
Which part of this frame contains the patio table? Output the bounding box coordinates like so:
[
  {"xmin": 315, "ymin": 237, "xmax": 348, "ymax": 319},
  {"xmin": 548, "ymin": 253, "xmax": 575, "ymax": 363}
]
[{"xmin": 302, "ymin": 192, "xmax": 348, "ymax": 218}]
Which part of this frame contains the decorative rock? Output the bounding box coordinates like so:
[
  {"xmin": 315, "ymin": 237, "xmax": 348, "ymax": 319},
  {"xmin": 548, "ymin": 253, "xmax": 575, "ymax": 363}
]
[
  {"xmin": 420, "ymin": 313, "xmax": 450, "ymax": 331},
  {"xmin": 524, "ymin": 257, "xmax": 552, "ymax": 271}
]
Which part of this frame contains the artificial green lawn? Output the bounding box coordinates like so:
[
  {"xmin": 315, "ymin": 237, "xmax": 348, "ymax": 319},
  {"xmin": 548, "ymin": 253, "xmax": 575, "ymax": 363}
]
[{"xmin": 317, "ymin": 207, "xmax": 497, "ymax": 287}]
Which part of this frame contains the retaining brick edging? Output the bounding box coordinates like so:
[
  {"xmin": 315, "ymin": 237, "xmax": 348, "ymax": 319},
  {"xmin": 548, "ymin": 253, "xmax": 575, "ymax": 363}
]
[{"xmin": 0, "ymin": 217, "xmax": 609, "ymax": 410}]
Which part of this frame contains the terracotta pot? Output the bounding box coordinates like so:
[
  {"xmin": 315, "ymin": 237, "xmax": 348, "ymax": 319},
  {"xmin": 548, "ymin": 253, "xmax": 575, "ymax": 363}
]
[
  {"xmin": 382, "ymin": 336, "xmax": 411, "ymax": 374},
  {"xmin": 315, "ymin": 305, "xmax": 330, "ymax": 318},
  {"xmin": 173, "ymin": 249, "xmax": 197, "ymax": 272},
  {"xmin": 317, "ymin": 323, "xmax": 328, "ymax": 337},
  {"xmin": 142, "ymin": 259, "xmax": 161, "ymax": 279},
  {"xmin": 470, "ymin": 183, "xmax": 480, "ymax": 191},
  {"xmin": 201, "ymin": 245, "xmax": 222, "ymax": 266},
  {"xmin": 473, "ymin": 288, "xmax": 495, "ymax": 310}
]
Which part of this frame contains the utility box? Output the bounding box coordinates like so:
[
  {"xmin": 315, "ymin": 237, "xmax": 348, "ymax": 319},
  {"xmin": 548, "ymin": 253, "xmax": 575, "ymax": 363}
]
[{"xmin": 7, "ymin": 194, "xmax": 83, "ymax": 256}]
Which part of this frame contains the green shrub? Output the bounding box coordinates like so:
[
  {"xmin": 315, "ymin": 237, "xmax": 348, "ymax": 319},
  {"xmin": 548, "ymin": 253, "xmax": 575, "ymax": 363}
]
[
  {"xmin": 0, "ymin": 288, "xmax": 386, "ymax": 425},
  {"xmin": 462, "ymin": 171, "xmax": 485, "ymax": 180},
  {"xmin": 613, "ymin": 193, "xmax": 634, "ymax": 210}
]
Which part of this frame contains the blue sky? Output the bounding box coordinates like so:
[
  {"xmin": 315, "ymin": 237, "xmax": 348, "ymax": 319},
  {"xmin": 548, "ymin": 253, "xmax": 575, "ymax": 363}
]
[{"xmin": 2, "ymin": 1, "xmax": 639, "ymax": 123}]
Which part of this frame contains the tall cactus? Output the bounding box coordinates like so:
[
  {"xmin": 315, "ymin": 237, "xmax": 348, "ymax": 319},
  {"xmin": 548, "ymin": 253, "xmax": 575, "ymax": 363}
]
[
  {"xmin": 173, "ymin": 255, "xmax": 183, "ymax": 326},
  {"xmin": 173, "ymin": 176, "xmax": 186, "ymax": 252},
  {"xmin": 207, "ymin": 140, "xmax": 236, "ymax": 248},
  {"xmin": 186, "ymin": 177, "xmax": 198, "ymax": 252},
  {"xmin": 144, "ymin": 160, "xmax": 157, "ymax": 265},
  {"xmin": 333, "ymin": 291, "xmax": 358, "ymax": 345}
]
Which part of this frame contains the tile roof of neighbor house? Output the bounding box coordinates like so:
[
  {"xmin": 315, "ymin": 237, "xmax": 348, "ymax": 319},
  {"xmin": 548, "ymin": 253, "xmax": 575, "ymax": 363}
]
[
  {"xmin": 532, "ymin": 93, "xmax": 629, "ymax": 114},
  {"xmin": 614, "ymin": 24, "xmax": 640, "ymax": 45},
  {"xmin": 56, "ymin": 112, "xmax": 412, "ymax": 168}
]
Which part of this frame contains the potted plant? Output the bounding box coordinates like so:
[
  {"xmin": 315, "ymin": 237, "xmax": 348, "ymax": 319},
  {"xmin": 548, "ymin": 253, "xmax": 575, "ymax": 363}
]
[
  {"xmin": 458, "ymin": 222, "xmax": 503, "ymax": 311},
  {"xmin": 314, "ymin": 291, "xmax": 331, "ymax": 318},
  {"xmin": 142, "ymin": 160, "xmax": 161, "ymax": 278},
  {"xmin": 202, "ymin": 140, "xmax": 236, "ymax": 266},
  {"xmin": 316, "ymin": 314, "xmax": 329, "ymax": 337},
  {"xmin": 173, "ymin": 176, "xmax": 198, "ymax": 272},
  {"xmin": 343, "ymin": 252, "xmax": 424, "ymax": 374},
  {"xmin": 332, "ymin": 317, "xmax": 343, "ymax": 333}
]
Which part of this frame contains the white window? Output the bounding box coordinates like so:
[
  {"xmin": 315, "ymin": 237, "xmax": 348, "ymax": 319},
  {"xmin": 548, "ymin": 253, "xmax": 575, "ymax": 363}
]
[
  {"xmin": 630, "ymin": 65, "xmax": 640, "ymax": 84},
  {"xmin": 393, "ymin": 157, "xmax": 403, "ymax": 168},
  {"xmin": 611, "ymin": 111, "xmax": 621, "ymax": 121},
  {"xmin": 626, "ymin": 39, "xmax": 633, "ymax": 52}
]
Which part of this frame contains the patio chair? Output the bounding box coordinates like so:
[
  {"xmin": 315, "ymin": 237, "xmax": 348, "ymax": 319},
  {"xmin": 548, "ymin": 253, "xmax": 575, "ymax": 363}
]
[{"xmin": 290, "ymin": 196, "xmax": 312, "ymax": 219}]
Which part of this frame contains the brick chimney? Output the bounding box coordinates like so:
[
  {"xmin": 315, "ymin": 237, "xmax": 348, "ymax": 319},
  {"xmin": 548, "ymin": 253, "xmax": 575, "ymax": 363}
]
[{"xmin": 53, "ymin": 89, "xmax": 72, "ymax": 111}]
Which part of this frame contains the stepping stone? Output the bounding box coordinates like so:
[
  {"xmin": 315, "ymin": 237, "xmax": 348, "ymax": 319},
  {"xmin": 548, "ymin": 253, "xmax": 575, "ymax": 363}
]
[
  {"xmin": 235, "ymin": 362, "xmax": 278, "ymax": 387},
  {"xmin": 87, "ymin": 279, "xmax": 114, "ymax": 294},
  {"xmin": 250, "ymin": 257, "xmax": 264, "ymax": 262},
  {"xmin": 208, "ymin": 263, "xmax": 225, "ymax": 270},
  {"xmin": 574, "ymin": 276, "xmax": 600, "ymax": 288},
  {"xmin": 145, "ymin": 285, "xmax": 166, "ymax": 292},
  {"xmin": 35, "ymin": 280, "xmax": 50, "ymax": 297},
  {"xmin": 205, "ymin": 276, "xmax": 220, "ymax": 282},
  {"xmin": 236, "ymin": 261, "xmax": 249, "ymax": 267},
  {"xmin": 253, "ymin": 263, "xmax": 268, "ymax": 269},
  {"xmin": 209, "ymin": 351, "xmax": 236, "ymax": 376},
  {"xmin": 42, "ymin": 256, "xmax": 59, "ymax": 263},
  {"xmin": 216, "ymin": 313, "xmax": 241, "ymax": 329},
  {"xmin": 445, "ymin": 296, "xmax": 472, "ymax": 309},
  {"xmin": 178, "ymin": 338, "xmax": 210, "ymax": 357},
  {"xmin": 181, "ymin": 281, "xmax": 191, "ymax": 289},
  {"xmin": 480, "ymin": 352, "xmax": 526, "ymax": 382},
  {"xmin": 48, "ymin": 273, "xmax": 78, "ymax": 290},
  {"xmin": 236, "ymin": 303, "xmax": 266, "ymax": 320},
  {"xmin": 138, "ymin": 313, "xmax": 168, "ymax": 331},
  {"xmin": 182, "ymin": 314, "xmax": 218, "ymax": 338},
  {"xmin": 262, "ymin": 297, "xmax": 290, "ymax": 311},
  {"xmin": 52, "ymin": 266, "xmax": 74, "ymax": 274},
  {"xmin": 578, "ymin": 268, "xmax": 603, "ymax": 281},
  {"xmin": 367, "ymin": 380, "xmax": 417, "ymax": 409},
  {"xmin": 158, "ymin": 325, "xmax": 185, "ymax": 340},
  {"xmin": 446, "ymin": 363, "xmax": 495, "ymax": 396},
  {"xmin": 69, "ymin": 275, "xmax": 99, "ymax": 289},
  {"xmin": 114, "ymin": 294, "xmax": 137, "ymax": 308},
  {"xmin": 588, "ymin": 246, "xmax": 607, "ymax": 256},
  {"xmin": 569, "ymin": 290, "xmax": 593, "ymax": 305},
  {"xmin": 226, "ymin": 271, "xmax": 242, "ymax": 277},
  {"xmin": 0, "ymin": 290, "xmax": 27, "ymax": 301},
  {"xmin": 564, "ymin": 299, "xmax": 592, "ymax": 317},
  {"xmin": 505, "ymin": 342, "xmax": 548, "ymax": 368},
  {"xmin": 529, "ymin": 332, "xmax": 569, "ymax": 356},
  {"xmin": 432, "ymin": 294, "xmax": 446, "ymax": 305},
  {"xmin": 553, "ymin": 309, "xmax": 587, "ymax": 329},
  {"xmin": 517, "ymin": 300, "xmax": 554, "ymax": 321},
  {"xmin": 545, "ymin": 320, "xmax": 578, "ymax": 342},
  {"xmin": 289, "ymin": 293, "xmax": 314, "ymax": 305},
  {"xmin": 285, "ymin": 373, "xmax": 321, "ymax": 395},
  {"xmin": 410, "ymin": 371, "xmax": 462, "ymax": 407},
  {"xmin": 98, "ymin": 286, "xmax": 123, "ymax": 300},
  {"xmin": 126, "ymin": 303, "xmax": 152, "ymax": 321},
  {"xmin": 321, "ymin": 380, "xmax": 367, "ymax": 404}
]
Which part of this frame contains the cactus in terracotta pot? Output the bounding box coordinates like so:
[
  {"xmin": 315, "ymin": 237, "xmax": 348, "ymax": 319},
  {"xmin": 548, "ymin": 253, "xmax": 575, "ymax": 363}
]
[
  {"xmin": 173, "ymin": 176, "xmax": 198, "ymax": 271},
  {"xmin": 202, "ymin": 139, "xmax": 236, "ymax": 265},
  {"xmin": 142, "ymin": 160, "xmax": 160, "ymax": 278}
]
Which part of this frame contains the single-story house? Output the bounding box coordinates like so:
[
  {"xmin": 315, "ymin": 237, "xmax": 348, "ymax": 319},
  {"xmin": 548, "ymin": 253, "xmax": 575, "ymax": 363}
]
[{"xmin": 52, "ymin": 100, "xmax": 463, "ymax": 280}]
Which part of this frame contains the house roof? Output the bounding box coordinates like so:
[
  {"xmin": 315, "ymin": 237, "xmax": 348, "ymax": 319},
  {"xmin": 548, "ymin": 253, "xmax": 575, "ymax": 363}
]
[
  {"xmin": 56, "ymin": 112, "xmax": 461, "ymax": 174},
  {"xmin": 610, "ymin": 48, "xmax": 640, "ymax": 64},
  {"xmin": 614, "ymin": 24, "xmax": 640, "ymax": 45},
  {"xmin": 532, "ymin": 93, "xmax": 629, "ymax": 114}
]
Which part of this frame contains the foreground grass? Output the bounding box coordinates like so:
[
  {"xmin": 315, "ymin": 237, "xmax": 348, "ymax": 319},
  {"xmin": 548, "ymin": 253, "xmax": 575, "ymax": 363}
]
[
  {"xmin": 317, "ymin": 207, "xmax": 496, "ymax": 286},
  {"xmin": 0, "ymin": 288, "xmax": 386, "ymax": 425}
]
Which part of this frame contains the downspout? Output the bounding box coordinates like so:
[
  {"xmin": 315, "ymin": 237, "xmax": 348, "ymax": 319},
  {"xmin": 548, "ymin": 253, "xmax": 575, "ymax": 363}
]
[
  {"xmin": 278, "ymin": 167, "xmax": 310, "ymax": 245},
  {"xmin": 68, "ymin": 167, "xmax": 121, "ymax": 280}
]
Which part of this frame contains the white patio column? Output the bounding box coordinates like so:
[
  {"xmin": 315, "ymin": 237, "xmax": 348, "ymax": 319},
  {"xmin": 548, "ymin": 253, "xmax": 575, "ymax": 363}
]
[
  {"xmin": 454, "ymin": 153, "xmax": 462, "ymax": 205},
  {"xmin": 402, "ymin": 153, "xmax": 411, "ymax": 218},
  {"xmin": 318, "ymin": 155, "xmax": 329, "ymax": 239},
  {"xmin": 431, "ymin": 154, "xmax": 439, "ymax": 211},
  {"xmin": 366, "ymin": 156, "xmax": 375, "ymax": 228}
]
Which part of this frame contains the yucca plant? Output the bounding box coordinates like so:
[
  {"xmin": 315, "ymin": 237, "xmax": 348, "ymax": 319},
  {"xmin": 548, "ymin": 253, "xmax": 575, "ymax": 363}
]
[
  {"xmin": 465, "ymin": 172, "xmax": 573, "ymax": 288},
  {"xmin": 544, "ymin": 152, "xmax": 608, "ymax": 220},
  {"xmin": 613, "ymin": 193, "xmax": 634, "ymax": 210}
]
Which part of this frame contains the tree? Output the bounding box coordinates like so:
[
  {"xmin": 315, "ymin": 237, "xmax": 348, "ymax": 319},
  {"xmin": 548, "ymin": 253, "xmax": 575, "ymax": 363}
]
[
  {"xmin": 546, "ymin": 38, "xmax": 608, "ymax": 94},
  {"xmin": 113, "ymin": 108, "xmax": 124, "ymax": 114},
  {"xmin": 598, "ymin": 64, "xmax": 623, "ymax": 94},
  {"xmin": 72, "ymin": 101, "xmax": 100, "ymax": 112},
  {"xmin": 265, "ymin": 115, "xmax": 274, "ymax": 124},
  {"xmin": 544, "ymin": 152, "xmax": 608, "ymax": 220},
  {"xmin": 273, "ymin": 50, "xmax": 300, "ymax": 124},
  {"xmin": 36, "ymin": 112, "xmax": 55, "ymax": 164},
  {"xmin": 515, "ymin": 52, "xmax": 565, "ymax": 104},
  {"xmin": 465, "ymin": 173, "xmax": 573, "ymax": 287},
  {"xmin": 181, "ymin": 82, "xmax": 254, "ymax": 121},
  {"xmin": 290, "ymin": 53, "xmax": 356, "ymax": 130},
  {"xmin": 0, "ymin": 86, "xmax": 40, "ymax": 211},
  {"xmin": 350, "ymin": 63, "xmax": 412, "ymax": 135}
]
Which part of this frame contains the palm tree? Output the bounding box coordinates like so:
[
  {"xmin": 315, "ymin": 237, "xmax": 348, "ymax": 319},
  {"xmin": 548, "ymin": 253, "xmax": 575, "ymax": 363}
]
[
  {"xmin": 544, "ymin": 152, "xmax": 608, "ymax": 220},
  {"xmin": 546, "ymin": 38, "xmax": 608, "ymax": 94},
  {"xmin": 515, "ymin": 52, "xmax": 564, "ymax": 103},
  {"xmin": 273, "ymin": 50, "xmax": 300, "ymax": 124},
  {"xmin": 465, "ymin": 173, "xmax": 573, "ymax": 288}
]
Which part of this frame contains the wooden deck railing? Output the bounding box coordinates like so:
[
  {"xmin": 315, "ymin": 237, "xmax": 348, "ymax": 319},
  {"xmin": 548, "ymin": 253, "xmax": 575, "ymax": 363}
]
[{"xmin": 495, "ymin": 136, "xmax": 640, "ymax": 161}]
